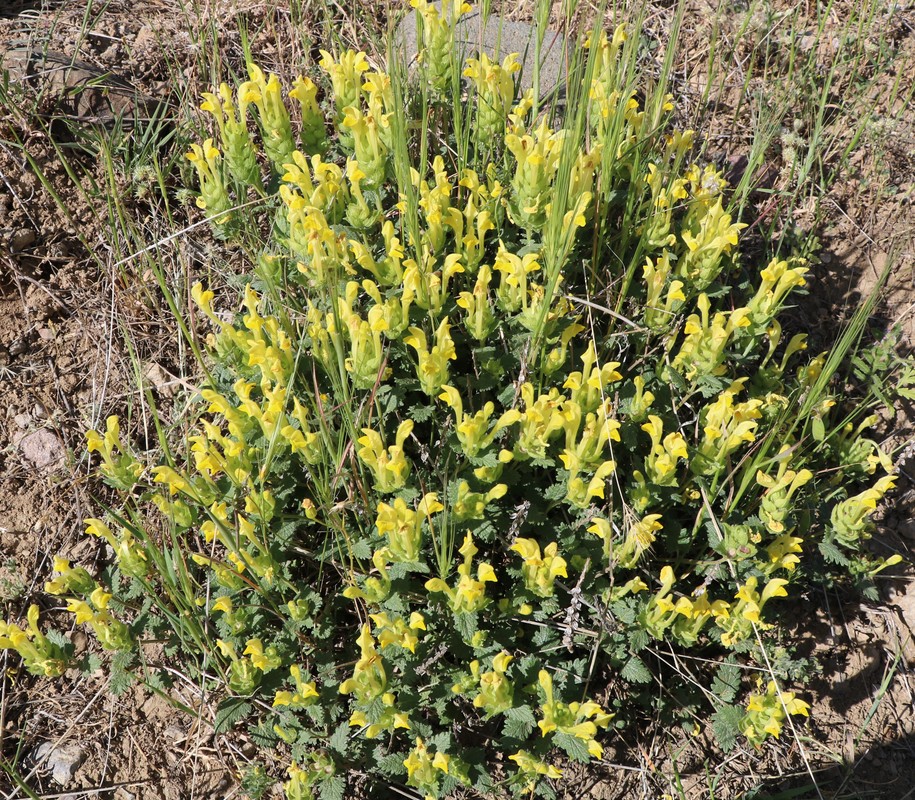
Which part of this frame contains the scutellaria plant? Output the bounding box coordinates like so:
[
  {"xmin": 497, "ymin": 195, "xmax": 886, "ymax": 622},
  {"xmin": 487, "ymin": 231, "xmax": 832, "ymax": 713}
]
[{"xmin": 5, "ymin": 2, "xmax": 903, "ymax": 798}]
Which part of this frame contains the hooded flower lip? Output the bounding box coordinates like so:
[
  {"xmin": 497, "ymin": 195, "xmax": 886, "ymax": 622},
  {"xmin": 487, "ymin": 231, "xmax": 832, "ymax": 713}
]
[
  {"xmin": 425, "ymin": 532, "xmax": 497, "ymax": 614},
  {"xmin": 510, "ymin": 538, "xmax": 567, "ymax": 597}
]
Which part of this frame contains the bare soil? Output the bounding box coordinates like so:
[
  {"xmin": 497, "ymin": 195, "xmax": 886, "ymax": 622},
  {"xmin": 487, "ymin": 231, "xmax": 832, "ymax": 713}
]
[{"xmin": 0, "ymin": 0, "xmax": 914, "ymax": 798}]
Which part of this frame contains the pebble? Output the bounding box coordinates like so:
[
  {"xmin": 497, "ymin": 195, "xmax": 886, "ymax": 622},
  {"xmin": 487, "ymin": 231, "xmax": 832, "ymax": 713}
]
[
  {"xmin": 396, "ymin": 3, "xmax": 569, "ymax": 100},
  {"xmin": 48, "ymin": 241, "xmax": 70, "ymax": 258},
  {"xmin": 34, "ymin": 740, "xmax": 84, "ymax": 786},
  {"xmin": 10, "ymin": 227, "xmax": 36, "ymax": 252},
  {"xmin": 18, "ymin": 428, "xmax": 65, "ymax": 468}
]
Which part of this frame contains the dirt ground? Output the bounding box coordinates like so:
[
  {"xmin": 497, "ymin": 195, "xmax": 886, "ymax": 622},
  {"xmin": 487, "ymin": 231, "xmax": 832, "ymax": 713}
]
[{"xmin": 0, "ymin": 0, "xmax": 914, "ymax": 798}]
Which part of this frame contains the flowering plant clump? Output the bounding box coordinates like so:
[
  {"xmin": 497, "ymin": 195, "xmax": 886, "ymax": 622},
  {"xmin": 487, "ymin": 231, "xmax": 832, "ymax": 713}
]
[{"xmin": 3, "ymin": 4, "xmax": 903, "ymax": 798}]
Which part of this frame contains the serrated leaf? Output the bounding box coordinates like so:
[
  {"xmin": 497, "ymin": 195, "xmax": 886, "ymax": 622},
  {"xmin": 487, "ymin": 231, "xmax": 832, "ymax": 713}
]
[
  {"xmin": 109, "ymin": 656, "xmax": 136, "ymax": 696},
  {"xmin": 328, "ymin": 721, "xmax": 349, "ymax": 754},
  {"xmin": 470, "ymin": 451, "xmax": 501, "ymax": 468},
  {"xmin": 411, "ymin": 404, "xmax": 435, "ymax": 422},
  {"xmin": 497, "ymin": 382, "xmax": 517, "ymax": 407},
  {"xmin": 351, "ymin": 539, "xmax": 373, "ymax": 560},
  {"xmin": 453, "ymin": 612, "xmax": 477, "ymax": 641},
  {"xmin": 667, "ymin": 368, "xmax": 688, "ymax": 393},
  {"xmin": 532, "ymin": 624, "xmax": 556, "ymax": 647},
  {"xmin": 144, "ymin": 668, "xmax": 168, "ymax": 693},
  {"xmin": 612, "ymin": 600, "xmax": 636, "ymax": 625},
  {"xmin": 44, "ymin": 628, "xmax": 73, "ymax": 651},
  {"xmin": 517, "ymin": 655, "xmax": 540, "ymax": 678},
  {"xmin": 250, "ymin": 721, "xmax": 279, "ymax": 749},
  {"xmin": 711, "ymin": 661, "xmax": 742, "ymax": 704},
  {"xmin": 530, "ymin": 456, "xmax": 555, "ymax": 469},
  {"xmin": 819, "ymin": 538, "xmax": 850, "ymax": 565},
  {"xmin": 273, "ymin": 518, "xmax": 299, "ymax": 547},
  {"xmin": 543, "ymin": 482, "xmax": 567, "ymax": 501},
  {"xmin": 306, "ymin": 701, "xmax": 326, "ymax": 726},
  {"xmin": 317, "ymin": 775, "xmax": 346, "ymax": 800},
  {"xmin": 620, "ymin": 656, "xmax": 652, "ymax": 684},
  {"xmin": 553, "ymin": 731, "xmax": 591, "ymax": 762},
  {"xmin": 502, "ymin": 705, "xmax": 537, "ymax": 740},
  {"xmin": 372, "ymin": 750, "xmax": 406, "ymax": 777},
  {"xmin": 387, "ymin": 563, "xmax": 411, "ymax": 581},
  {"xmin": 429, "ymin": 731, "xmax": 453, "ymax": 752},
  {"xmin": 628, "ymin": 628, "xmax": 649, "ymax": 652},
  {"xmin": 214, "ymin": 698, "xmax": 252, "ymax": 733},
  {"xmin": 712, "ymin": 704, "xmax": 744, "ymax": 752},
  {"xmin": 79, "ymin": 652, "xmax": 103, "ymax": 675},
  {"xmin": 860, "ymin": 581, "xmax": 879, "ymax": 602}
]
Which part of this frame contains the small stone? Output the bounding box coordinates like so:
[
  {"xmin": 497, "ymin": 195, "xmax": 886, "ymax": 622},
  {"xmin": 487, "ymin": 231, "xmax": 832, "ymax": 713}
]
[
  {"xmin": 396, "ymin": 4, "xmax": 569, "ymax": 100},
  {"xmin": 899, "ymin": 518, "xmax": 915, "ymax": 540},
  {"xmin": 35, "ymin": 741, "xmax": 84, "ymax": 786},
  {"xmin": 13, "ymin": 413, "xmax": 32, "ymax": 429},
  {"xmin": 143, "ymin": 362, "xmax": 177, "ymax": 397},
  {"xmin": 799, "ymin": 33, "xmax": 816, "ymax": 52},
  {"xmin": 18, "ymin": 428, "xmax": 65, "ymax": 468},
  {"xmin": 163, "ymin": 722, "xmax": 186, "ymax": 742},
  {"xmin": 37, "ymin": 327, "xmax": 55, "ymax": 342},
  {"xmin": 8, "ymin": 337, "xmax": 29, "ymax": 358},
  {"xmin": 10, "ymin": 228, "xmax": 36, "ymax": 252},
  {"xmin": 134, "ymin": 25, "xmax": 157, "ymax": 51},
  {"xmin": 71, "ymin": 629, "xmax": 89, "ymax": 656},
  {"xmin": 48, "ymin": 241, "xmax": 70, "ymax": 258}
]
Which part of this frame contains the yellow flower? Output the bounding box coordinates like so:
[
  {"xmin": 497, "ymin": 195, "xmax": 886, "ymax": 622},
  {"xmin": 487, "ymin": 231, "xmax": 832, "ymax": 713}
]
[
  {"xmin": 509, "ymin": 749, "xmax": 562, "ymax": 792},
  {"xmin": 425, "ymin": 532, "xmax": 497, "ymax": 614},
  {"xmin": 339, "ymin": 624, "xmax": 387, "ymax": 702},
  {"xmin": 357, "ymin": 420, "xmax": 415, "ymax": 493},
  {"xmin": 510, "ymin": 539, "xmax": 567, "ymax": 597}
]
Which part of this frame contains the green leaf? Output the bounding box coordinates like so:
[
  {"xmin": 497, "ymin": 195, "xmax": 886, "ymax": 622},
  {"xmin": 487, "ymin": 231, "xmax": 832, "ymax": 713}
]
[
  {"xmin": 811, "ymin": 416, "xmax": 825, "ymax": 442},
  {"xmin": 497, "ymin": 382, "xmax": 517, "ymax": 407},
  {"xmin": 711, "ymin": 660, "xmax": 742, "ymax": 703},
  {"xmin": 552, "ymin": 731, "xmax": 591, "ymax": 762},
  {"xmin": 628, "ymin": 628, "xmax": 649, "ymax": 653},
  {"xmin": 214, "ymin": 698, "xmax": 253, "ymax": 733},
  {"xmin": 351, "ymin": 539, "xmax": 373, "ymax": 560},
  {"xmin": 109, "ymin": 652, "xmax": 136, "ymax": 696},
  {"xmin": 429, "ymin": 731, "xmax": 453, "ymax": 752},
  {"xmin": 374, "ymin": 385, "xmax": 401, "ymax": 415},
  {"xmin": 453, "ymin": 612, "xmax": 477, "ymax": 641},
  {"xmin": 249, "ymin": 721, "xmax": 279, "ymax": 749},
  {"xmin": 502, "ymin": 705, "xmax": 537, "ymax": 740},
  {"xmin": 372, "ymin": 749, "xmax": 406, "ymax": 777},
  {"xmin": 819, "ymin": 538, "xmax": 850, "ymax": 565},
  {"xmin": 712, "ymin": 704, "xmax": 744, "ymax": 753},
  {"xmin": 410, "ymin": 404, "xmax": 435, "ymax": 422},
  {"xmin": 306, "ymin": 700, "xmax": 327, "ymax": 726},
  {"xmin": 612, "ymin": 600, "xmax": 637, "ymax": 625},
  {"xmin": 543, "ymin": 482, "xmax": 567, "ymax": 501},
  {"xmin": 44, "ymin": 628, "xmax": 73, "ymax": 651},
  {"xmin": 667, "ymin": 368, "xmax": 688, "ymax": 394},
  {"xmin": 620, "ymin": 656, "xmax": 652, "ymax": 684},
  {"xmin": 144, "ymin": 668, "xmax": 169, "ymax": 693},
  {"xmin": 79, "ymin": 652, "xmax": 103, "ymax": 675},
  {"xmin": 328, "ymin": 721, "xmax": 349, "ymax": 754},
  {"xmin": 318, "ymin": 776, "xmax": 346, "ymax": 800}
]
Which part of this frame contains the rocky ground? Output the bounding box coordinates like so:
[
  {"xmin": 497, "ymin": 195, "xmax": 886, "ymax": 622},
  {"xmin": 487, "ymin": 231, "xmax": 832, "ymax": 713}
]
[{"xmin": 1, "ymin": 0, "xmax": 914, "ymax": 798}]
